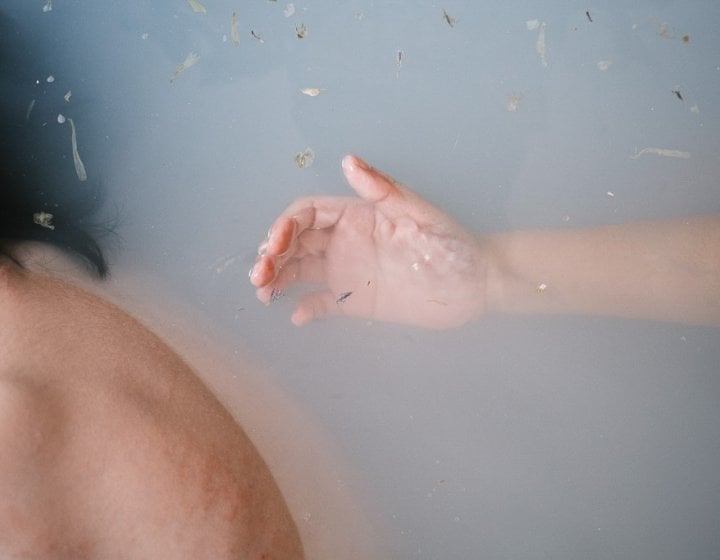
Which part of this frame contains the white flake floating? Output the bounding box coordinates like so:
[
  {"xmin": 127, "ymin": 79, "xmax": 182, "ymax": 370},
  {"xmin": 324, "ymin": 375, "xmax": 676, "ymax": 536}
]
[
  {"xmin": 630, "ymin": 147, "xmax": 691, "ymax": 160},
  {"xmin": 535, "ymin": 22, "xmax": 547, "ymax": 67},
  {"xmin": 67, "ymin": 118, "xmax": 87, "ymax": 181}
]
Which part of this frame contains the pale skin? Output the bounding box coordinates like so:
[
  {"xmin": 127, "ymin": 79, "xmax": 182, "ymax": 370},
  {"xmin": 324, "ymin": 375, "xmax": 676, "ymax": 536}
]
[
  {"xmin": 251, "ymin": 154, "xmax": 720, "ymax": 328},
  {"xmin": 0, "ymin": 253, "xmax": 304, "ymax": 559}
]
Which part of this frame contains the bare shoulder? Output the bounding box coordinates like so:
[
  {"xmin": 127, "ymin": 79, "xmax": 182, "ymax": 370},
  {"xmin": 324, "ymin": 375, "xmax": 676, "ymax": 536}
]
[{"xmin": 0, "ymin": 258, "xmax": 304, "ymax": 559}]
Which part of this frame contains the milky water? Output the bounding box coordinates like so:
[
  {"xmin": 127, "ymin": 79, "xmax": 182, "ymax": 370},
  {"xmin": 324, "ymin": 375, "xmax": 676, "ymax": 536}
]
[{"xmin": 4, "ymin": 1, "xmax": 720, "ymax": 558}]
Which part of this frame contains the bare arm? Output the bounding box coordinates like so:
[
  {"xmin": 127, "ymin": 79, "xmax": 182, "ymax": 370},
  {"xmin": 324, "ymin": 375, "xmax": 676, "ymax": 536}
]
[
  {"xmin": 252, "ymin": 155, "xmax": 720, "ymax": 328},
  {"xmin": 485, "ymin": 216, "xmax": 720, "ymax": 326}
]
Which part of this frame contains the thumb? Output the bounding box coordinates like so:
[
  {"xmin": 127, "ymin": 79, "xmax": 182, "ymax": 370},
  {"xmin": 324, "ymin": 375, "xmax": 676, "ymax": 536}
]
[
  {"xmin": 341, "ymin": 154, "xmax": 398, "ymax": 203},
  {"xmin": 341, "ymin": 154, "xmax": 438, "ymax": 223}
]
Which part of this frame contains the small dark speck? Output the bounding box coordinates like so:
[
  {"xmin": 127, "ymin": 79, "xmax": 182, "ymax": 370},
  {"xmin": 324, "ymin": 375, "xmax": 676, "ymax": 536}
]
[
  {"xmin": 682, "ymin": 34, "xmax": 690, "ymax": 44},
  {"xmin": 672, "ymin": 89, "xmax": 684, "ymax": 101},
  {"xmin": 586, "ymin": 10, "xmax": 593, "ymax": 23},
  {"xmin": 336, "ymin": 291, "xmax": 353, "ymax": 304}
]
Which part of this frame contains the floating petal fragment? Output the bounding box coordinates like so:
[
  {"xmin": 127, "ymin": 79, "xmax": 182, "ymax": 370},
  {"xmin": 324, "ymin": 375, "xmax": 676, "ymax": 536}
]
[
  {"xmin": 33, "ymin": 211, "xmax": 55, "ymax": 230},
  {"xmin": 300, "ymin": 87, "xmax": 323, "ymax": 97},
  {"xmin": 442, "ymin": 9, "xmax": 457, "ymax": 27},
  {"xmin": 294, "ymin": 148, "xmax": 315, "ymax": 168},
  {"xmin": 535, "ymin": 22, "xmax": 547, "ymax": 67},
  {"xmin": 597, "ymin": 60, "xmax": 612, "ymax": 71},
  {"xmin": 526, "ymin": 19, "xmax": 540, "ymax": 31},
  {"xmin": 296, "ymin": 23, "xmax": 307, "ymax": 38},
  {"xmin": 284, "ymin": 3, "xmax": 295, "ymax": 17},
  {"xmin": 631, "ymin": 147, "xmax": 690, "ymax": 159},
  {"xmin": 63, "ymin": 90, "xmax": 72, "ymax": 102},
  {"xmin": 506, "ymin": 93, "xmax": 523, "ymax": 112},
  {"xmin": 230, "ymin": 12, "xmax": 240, "ymax": 46},
  {"xmin": 336, "ymin": 291, "xmax": 353, "ymax": 304},
  {"xmin": 67, "ymin": 118, "xmax": 87, "ymax": 181},
  {"xmin": 25, "ymin": 99, "xmax": 35, "ymax": 121},
  {"xmin": 171, "ymin": 51, "xmax": 199, "ymax": 82},
  {"xmin": 535, "ymin": 283, "xmax": 547, "ymax": 293},
  {"xmin": 46, "ymin": 75, "xmax": 55, "ymax": 83},
  {"xmin": 57, "ymin": 113, "xmax": 65, "ymax": 124},
  {"xmin": 654, "ymin": 19, "xmax": 673, "ymax": 38},
  {"xmin": 42, "ymin": 0, "xmax": 52, "ymax": 12},
  {"xmin": 186, "ymin": 0, "xmax": 207, "ymax": 14}
]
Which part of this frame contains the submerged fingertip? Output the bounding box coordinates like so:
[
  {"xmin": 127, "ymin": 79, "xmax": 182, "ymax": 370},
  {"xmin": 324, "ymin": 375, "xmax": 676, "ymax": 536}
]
[{"xmin": 342, "ymin": 154, "xmax": 369, "ymax": 174}]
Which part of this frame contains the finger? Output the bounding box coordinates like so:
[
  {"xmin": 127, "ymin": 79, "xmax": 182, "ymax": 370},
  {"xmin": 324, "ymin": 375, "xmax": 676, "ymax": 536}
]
[
  {"xmin": 251, "ymin": 225, "xmax": 335, "ymax": 287},
  {"xmin": 280, "ymin": 196, "xmax": 360, "ymax": 233},
  {"xmin": 341, "ymin": 154, "xmax": 440, "ymax": 223},
  {"xmin": 254, "ymin": 255, "xmax": 328, "ymax": 303},
  {"xmin": 291, "ymin": 290, "xmax": 349, "ymax": 326}
]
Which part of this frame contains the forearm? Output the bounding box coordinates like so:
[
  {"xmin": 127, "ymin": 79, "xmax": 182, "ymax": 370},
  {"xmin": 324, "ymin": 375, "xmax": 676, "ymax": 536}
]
[{"xmin": 484, "ymin": 216, "xmax": 720, "ymax": 326}]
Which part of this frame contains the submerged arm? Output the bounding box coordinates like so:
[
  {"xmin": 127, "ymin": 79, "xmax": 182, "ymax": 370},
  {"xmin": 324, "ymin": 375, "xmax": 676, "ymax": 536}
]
[{"xmin": 485, "ymin": 216, "xmax": 720, "ymax": 326}]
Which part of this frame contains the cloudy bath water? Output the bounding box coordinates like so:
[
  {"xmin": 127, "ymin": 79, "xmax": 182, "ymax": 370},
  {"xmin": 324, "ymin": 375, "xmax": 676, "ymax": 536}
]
[{"xmin": 3, "ymin": 1, "xmax": 719, "ymax": 558}]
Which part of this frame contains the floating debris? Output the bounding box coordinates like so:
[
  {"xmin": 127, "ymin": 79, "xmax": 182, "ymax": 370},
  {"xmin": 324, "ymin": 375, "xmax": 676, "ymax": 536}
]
[
  {"xmin": 251, "ymin": 30, "xmax": 264, "ymax": 43},
  {"xmin": 506, "ymin": 93, "xmax": 523, "ymax": 112},
  {"xmin": 33, "ymin": 211, "xmax": 55, "ymax": 230},
  {"xmin": 535, "ymin": 22, "xmax": 548, "ymax": 67},
  {"xmin": 67, "ymin": 118, "xmax": 87, "ymax": 181},
  {"xmin": 186, "ymin": 0, "xmax": 207, "ymax": 14},
  {"xmin": 230, "ymin": 12, "xmax": 240, "ymax": 46},
  {"xmin": 606, "ymin": 191, "xmax": 615, "ymax": 198},
  {"xmin": 682, "ymin": 34, "xmax": 690, "ymax": 44},
  {"xmin": 25, "ymin": 99, "xmax": 35, "ymax": 121},
  {"xmin": 296, "ymin": 23, "xmax": 307, "ymax": 38},
  {"xmin": 396, "ymin": 49, "xmax": 404, "ymax": 78},
  {"xmin": 535, "ymin": 283, "xmax": 547, "ymax": 293},
  {"xmin": 690, "ymin": 104, "xmax": 700, "ymax": 113},
  {"xmin": 597, "ymin": 60, "xmax": 612, "ymax": 71},
  {"xmin": 42, "ymin": 0, "xmax": 52, "ymax": 12},
  {"xmin": 46, "ymin": 75, "xmax": 55, "ymax": 83},
  {"xmin": 57, "ymin": 113, "xmax": 65, "ymax": 124},
  {"xmin": 672, "ymin": 89, "xmax": 683, "ymax": 101},
  {"xmin": 586, "ymin": 10, "xmax": 593, "ymax": 23},
  {"xmin": 141, "ymin": 32, "xmax": 149, "ymax": 40},
  {"xmin": 294, "ymin": 148, "xmax": 315, "ymax": 168},
  {"xmin": 171, "ymin": 51, "xmax": 199, "ymax": 82},
  {"xmin": 300, "ymin": 87, "xmax": 323, "ymax": 97},
  {"xmin": 270, "ymin": 288, "xmax": 284, "ymax": 302},
  {"xmin": 63, "ymin": 90, "xmax": 71, "ymax": 102},
  {"xmin": 654, "ymin": 19, "xmax": 673, "ymax": 39},
  {"xmin": 631, "ymin": 147, "xmax": 690, "ymax": 159},
  {"xmin": 526, "ymin": 19, "xmax": 540, "ymax": 31},
  {"xmin": 442, "ymin": 9, "xmax": 457, "ymax": 27},
  {"xmin": 336, "ymin": 291, "xmax": 353, "ymax": 305},
  {"xmin": 284, "ymin": 3, "xmax": 295, "ymax": 17}
]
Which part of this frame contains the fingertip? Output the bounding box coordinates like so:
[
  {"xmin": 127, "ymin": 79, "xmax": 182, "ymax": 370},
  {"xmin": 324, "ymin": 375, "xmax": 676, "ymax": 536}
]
[
  {"xmin": 342, "ymin": 155, "xmax": 392, "ymax": 203},
  {"xmin": 250, "ymin": 257, "xmax": 274, "ymax": 288},
  {"xmin": 341, "ymin": 154, "xmax": 369, "ymax": 173},
  {"xmin": 291, "ymin": 307, "xmax": 310, "ymax": 326}
]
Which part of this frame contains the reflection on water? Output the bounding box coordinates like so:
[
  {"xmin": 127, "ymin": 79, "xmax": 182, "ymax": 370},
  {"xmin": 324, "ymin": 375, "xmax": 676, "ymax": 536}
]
[{"xmin": 5, "ymin": 1, "xmax": 720, "ymax": 558}]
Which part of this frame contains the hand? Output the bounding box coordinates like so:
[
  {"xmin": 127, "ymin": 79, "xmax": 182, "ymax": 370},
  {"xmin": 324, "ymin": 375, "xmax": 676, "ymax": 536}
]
[{"xmin": 250, "ymin": 155, "xmax": 489, "ymax": 328}]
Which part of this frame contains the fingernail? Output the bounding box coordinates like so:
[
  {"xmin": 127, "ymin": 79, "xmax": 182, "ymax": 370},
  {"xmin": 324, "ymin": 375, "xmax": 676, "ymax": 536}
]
[
  {"xmin": 342, "ymin": 154, "xmax": 368, "ymax": 172},
  {"xmin": 257, "ymin": 240, "xmax": 268, "ymax": 256}
]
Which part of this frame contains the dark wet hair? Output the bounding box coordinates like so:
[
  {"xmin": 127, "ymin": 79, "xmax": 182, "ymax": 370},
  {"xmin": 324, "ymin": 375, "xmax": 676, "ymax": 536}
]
[{"xmin": 0, "ymin": 10, "xmax": 110, "ymax": 278}]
